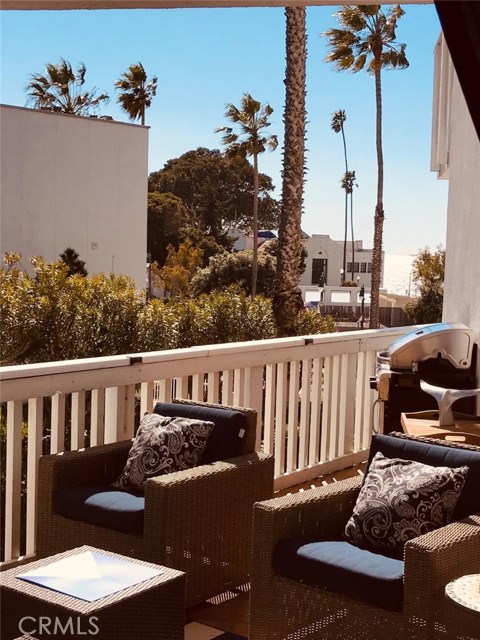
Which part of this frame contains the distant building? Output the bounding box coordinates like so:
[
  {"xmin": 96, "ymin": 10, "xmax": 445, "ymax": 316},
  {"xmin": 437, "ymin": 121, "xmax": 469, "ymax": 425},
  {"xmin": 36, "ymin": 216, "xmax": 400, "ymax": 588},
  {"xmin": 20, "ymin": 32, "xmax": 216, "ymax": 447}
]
[
  {"xmin": 226, "ymin": 228, "xmax": 277, "ymax": 252},
  {"xmin": 0, "ymin": 104, "xmax": 148, "ymax": 290},
  {"xmin": 299, "ymin": 234, "xmax": 384, "ymax": 302}
]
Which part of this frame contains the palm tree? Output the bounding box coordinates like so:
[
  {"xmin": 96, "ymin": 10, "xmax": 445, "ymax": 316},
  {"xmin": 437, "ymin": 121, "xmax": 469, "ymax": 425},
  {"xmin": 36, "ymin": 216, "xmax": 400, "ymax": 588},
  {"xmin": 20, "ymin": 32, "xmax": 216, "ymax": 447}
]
[
  {"xmin": 115, "ymin": 63, "xmax": 158, "ymax": 125},
  {"xmin": 25, "ymin": 58, "xmax": 109, "ymax": 115},
  {"xmin": 323, "ymin": 5, "xmax": 409, "ymax": 327},
  {"xmin": 273, "ymin": 6, "xmax": 307, "ymax": 335},
  {"xmin": 216, "ymin": 93, "xmax": 278, "ymax": 298},
  {"xmin": 340, "ymin": 170, "xmax": 358, "ymax": 282},
  {"xmin": 331, "ymin": 109, "xmax": 349, "ymax": 282}
]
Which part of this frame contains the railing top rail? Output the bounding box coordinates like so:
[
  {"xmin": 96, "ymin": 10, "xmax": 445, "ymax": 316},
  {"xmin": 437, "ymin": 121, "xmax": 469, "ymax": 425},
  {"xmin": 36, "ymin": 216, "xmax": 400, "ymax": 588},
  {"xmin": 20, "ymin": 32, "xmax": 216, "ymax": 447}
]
[{"xmin": 0, "ymin": 326, "xmax": 415, "ymax": 402}]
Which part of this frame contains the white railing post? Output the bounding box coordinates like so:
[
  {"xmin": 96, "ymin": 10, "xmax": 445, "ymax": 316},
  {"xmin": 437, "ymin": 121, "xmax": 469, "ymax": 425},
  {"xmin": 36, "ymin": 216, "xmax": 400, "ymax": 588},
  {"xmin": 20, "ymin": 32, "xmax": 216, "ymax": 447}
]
[
  {"xmin": 26, "ymin": 397, "xmax": 43, "ymax": 555},
  {"xmin": 243, "ymin": 365, "xmax": 264, "ymax": 451},
  {"xmin": 4, "ymin": 400, "xmax": 22, "ymax": 562}
]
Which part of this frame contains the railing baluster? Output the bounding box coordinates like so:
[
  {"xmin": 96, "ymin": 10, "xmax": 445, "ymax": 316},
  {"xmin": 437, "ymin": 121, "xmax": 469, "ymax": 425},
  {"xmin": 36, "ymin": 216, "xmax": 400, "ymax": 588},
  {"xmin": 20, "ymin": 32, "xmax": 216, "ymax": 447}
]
[
  {"xmin": 90, "ymin": 388, "xmax": 105, "ymax": 446},
  {"xmin": 233, "ymin": 368, "xmax": 244, "ymax": 407},
  {"xmin": 26, "ymin": 397, "xmax": 43, "ymax": 555},
  {"xmin": 274, "ymin": 362, "xmax": 287, "ymax": 477},
  {"xmin": 4, "ymin": 400, "xmax": 22, "ymax": 562},
  {"xmin": 139, "ymin": 382, "xmax": 153, "ymax": 420},
  {"xmin": 191, "ymin": 374, "xmax": 204, "ymax": 402},
  {"xmin": 124, "ymin": 384, "xmax": 136, "ymax": 439},
  {"xmin": 286, "ymin": 361, "xmax": 300, "ymax": 473},
  {"xmin": 320, "ymin": 356, "xmax": 332, "ymax": 462},
  {"xmin": 71, "ymin": 390, "xmax": 85, "ymax": 450},
  {"xmin": 207, "ymin": 371, "xmax": 220, "ymax": 404},
  {"xmin": 221, "ymin": 369, "xmax": 233, "ymax": 406},
  {"xmin": 298, "ymin": 359, "xmax": 311, "ymax": 469},
  {"xmin": 50, "ymin": 392, "xmax": 65, "ymax": 453},
  {"xmin": 244, "ymin": 366, "xmax": 265, "ymax": 451},
  {"xmin": 263, "ymin": 364, "xmax": 276, "ymax": 455},
  {"xmin": 309, "ymin": 357, "xmax": 323, "ymax": 466}
]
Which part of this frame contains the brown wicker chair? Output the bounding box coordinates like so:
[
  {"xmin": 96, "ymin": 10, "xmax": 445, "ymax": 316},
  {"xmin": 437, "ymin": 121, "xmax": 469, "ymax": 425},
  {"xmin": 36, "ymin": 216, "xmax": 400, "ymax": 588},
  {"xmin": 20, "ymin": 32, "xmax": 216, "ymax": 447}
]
[
  {"xmin": 36, "ymin": 400, "xmax": 274, "ymax": 607},
  {"xmin": 249, "ymin": 432, "xmax": 480, "ymax": 640}
]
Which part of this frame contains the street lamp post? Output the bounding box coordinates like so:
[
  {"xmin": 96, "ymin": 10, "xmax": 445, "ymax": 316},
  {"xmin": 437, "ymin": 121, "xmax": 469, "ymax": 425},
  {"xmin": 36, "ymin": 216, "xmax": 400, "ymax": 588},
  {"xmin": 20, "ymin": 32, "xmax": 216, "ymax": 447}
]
[
  {"xmin": 360, "ymin": 284, "xmax": 365, "ymax": 329},
  {"xmin": 340, "ymin": 267, "xmax": 344, "ymax": 284}
]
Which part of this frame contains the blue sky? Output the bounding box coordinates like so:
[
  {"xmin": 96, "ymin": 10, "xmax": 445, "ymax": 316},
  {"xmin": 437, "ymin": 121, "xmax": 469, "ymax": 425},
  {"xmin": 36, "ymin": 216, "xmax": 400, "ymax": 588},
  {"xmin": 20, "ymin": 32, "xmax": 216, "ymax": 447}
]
[{"xmin": 0, "ymin": 4, "xmax": 447, "ymax": 255}]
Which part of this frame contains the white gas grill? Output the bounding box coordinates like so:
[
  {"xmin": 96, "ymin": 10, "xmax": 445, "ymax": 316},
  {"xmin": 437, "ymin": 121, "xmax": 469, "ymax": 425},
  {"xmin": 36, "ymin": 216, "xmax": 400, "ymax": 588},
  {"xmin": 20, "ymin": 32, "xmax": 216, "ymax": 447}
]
[{"xmin": 371, "ymin": 323, "xmax": 478, "ymax": 433}]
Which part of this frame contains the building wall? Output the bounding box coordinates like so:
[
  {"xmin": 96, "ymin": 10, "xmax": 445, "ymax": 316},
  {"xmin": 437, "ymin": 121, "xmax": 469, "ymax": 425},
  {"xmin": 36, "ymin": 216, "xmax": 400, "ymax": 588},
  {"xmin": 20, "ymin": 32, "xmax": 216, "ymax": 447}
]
[
  {"xmin": 0, "ymin": 105, "xmax": 148, "ymax": 289},
  {"xmin": 432, "ymin": 36, "xmax": 480, "ymax": 395},
  {"xmin": 300, "ymin": 234, "xmax": 380, "ymax": 289}
]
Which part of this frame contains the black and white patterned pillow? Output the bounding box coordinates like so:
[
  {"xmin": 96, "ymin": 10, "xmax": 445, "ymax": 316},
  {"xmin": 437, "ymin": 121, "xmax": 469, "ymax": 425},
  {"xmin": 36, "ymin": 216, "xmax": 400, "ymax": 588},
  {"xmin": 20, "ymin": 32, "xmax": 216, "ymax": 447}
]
[
  {"xmin": 114, "ymin": 413, "xmax": 214, "ymax": 495},
  {"xmin": 344, "ymin": 451, "xmax": 468, "ymax": 554}
]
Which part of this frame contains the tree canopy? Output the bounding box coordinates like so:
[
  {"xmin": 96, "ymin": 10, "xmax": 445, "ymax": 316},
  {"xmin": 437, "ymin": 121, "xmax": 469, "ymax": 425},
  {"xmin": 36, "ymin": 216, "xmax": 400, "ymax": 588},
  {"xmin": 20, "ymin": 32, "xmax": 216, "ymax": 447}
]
[
  {"xmin": 115, "ymin": 62, "xmax": 157, "ymax": 125},
  {"xmin": 148, "ymin": 148, "xmax": 280, "ymax": 241},
  {"xmin": 405, "ymin": 246, "xmax": 445, "ymax": 324},
  {"xmin": 25, "ymin": 59, "xmax": 109, "ymax": 116},
  {"xmin": 216, "ymin": 92, "xmax": 278, "ymax": 298}
]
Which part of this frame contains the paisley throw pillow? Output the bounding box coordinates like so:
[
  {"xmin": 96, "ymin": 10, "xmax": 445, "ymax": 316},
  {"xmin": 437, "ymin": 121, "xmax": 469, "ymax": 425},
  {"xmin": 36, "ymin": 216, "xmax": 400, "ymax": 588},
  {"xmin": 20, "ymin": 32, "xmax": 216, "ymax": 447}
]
[
  {"xmin": 344, "ymin": 451, "xmax": 468, "ymax": 554},
  {"xmin": 114, "ymin": 413, "xmax": 214, "ymax": 495}
]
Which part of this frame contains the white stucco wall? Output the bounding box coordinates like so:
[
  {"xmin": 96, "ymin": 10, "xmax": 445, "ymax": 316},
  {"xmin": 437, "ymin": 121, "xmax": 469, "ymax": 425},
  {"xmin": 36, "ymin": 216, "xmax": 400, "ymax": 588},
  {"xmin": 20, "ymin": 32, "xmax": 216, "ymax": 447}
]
[
  {"xmin": 432, "ymin": 37, "xmax": 480, "ymax": 393},
  {"xmin": 0, "ymin": 105, "xmax": 148, "ymax": 289}
]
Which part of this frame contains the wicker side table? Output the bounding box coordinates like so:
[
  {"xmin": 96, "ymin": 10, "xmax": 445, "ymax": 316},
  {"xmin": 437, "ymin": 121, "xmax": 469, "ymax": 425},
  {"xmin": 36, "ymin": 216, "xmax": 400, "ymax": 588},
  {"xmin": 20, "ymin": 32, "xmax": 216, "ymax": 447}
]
[
  {"xmin": 445, "ymin": 574, "xmax": 480, "ymax": 640},
  {"xmin": 1, "ymin": 545, "xmax": 185, "ymax": 640}
]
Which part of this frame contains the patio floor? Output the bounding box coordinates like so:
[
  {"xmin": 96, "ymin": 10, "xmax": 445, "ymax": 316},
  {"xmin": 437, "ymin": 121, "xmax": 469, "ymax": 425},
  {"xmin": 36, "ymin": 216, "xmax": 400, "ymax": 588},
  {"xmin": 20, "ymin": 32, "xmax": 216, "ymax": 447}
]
[{"xmin": 185, "ymin": 462, "xmax": 366, "ymax": 639}]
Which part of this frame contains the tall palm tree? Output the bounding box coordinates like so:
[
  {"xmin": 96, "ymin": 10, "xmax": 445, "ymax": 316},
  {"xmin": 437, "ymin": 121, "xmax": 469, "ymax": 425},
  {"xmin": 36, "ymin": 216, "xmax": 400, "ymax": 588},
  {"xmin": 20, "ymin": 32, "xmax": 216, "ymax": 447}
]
[
  {"xmin": 341, "ymin": 170, "xmax": 358, "ymax": 282},
  {"xmin": 216, "ymin": 93, "xmax": 278, "ymax": 298},
  {"xmin": 273, "ymin": 6, "xmax": 307, "ymax": 335},
  {"xmin": 323, "ymin": 5, "xmax": 409, "ymax": 327},
  {"xmin": 25, "ymin": 58, "xmax": 109, "ymax": 115},
  {"xmin": 115, "ymin": 63, "xmax": 158, "ymax": 126},
  {"xmin": 331, "ymin": 109, "xmax": 348, "ymax": 282}
]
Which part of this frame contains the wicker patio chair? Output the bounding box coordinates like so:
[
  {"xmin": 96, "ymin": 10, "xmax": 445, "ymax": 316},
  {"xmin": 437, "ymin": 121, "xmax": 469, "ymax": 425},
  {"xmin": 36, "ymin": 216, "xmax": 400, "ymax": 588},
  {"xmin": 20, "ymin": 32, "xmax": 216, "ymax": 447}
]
[
  {"xmin": 36, "ymin": 400, "xmax": 274, "ymax": 607},
  {"xmin": 249, "ymin": 432, "xmax": 480, "ymax": 640}
]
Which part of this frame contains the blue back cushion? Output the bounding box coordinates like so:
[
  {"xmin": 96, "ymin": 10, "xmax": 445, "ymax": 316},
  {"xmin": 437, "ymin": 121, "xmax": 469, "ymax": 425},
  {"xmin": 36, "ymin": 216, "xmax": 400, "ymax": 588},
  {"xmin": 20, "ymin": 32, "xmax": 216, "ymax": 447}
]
[
  {"xmin": 153, "ymin": 402, "xmax": 247, "ymax": 464},
  {"xmin": 367, "ymin": 434, "xmax": 480, "ymax": 520}
]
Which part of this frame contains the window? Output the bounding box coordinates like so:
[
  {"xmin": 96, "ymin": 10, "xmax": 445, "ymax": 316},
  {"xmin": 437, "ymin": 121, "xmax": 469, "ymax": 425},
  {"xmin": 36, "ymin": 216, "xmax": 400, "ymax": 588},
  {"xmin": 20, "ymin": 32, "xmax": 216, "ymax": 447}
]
[
  {"xmin": 368, "ymin": 263, "xmax": 373, "ymax": 273},
  {"xmin": 354, "ymin": 262, "xmax": 359, "ymax": 273},
  {"xmin": 331, "ymin": 290, "xmax": 352, "ymax": 303},
  {"xmin": 361, "ymin": 263, "xmax": 366, "ymax": 273},
  {"xmin": 312, "ymin": 258, "xmax": 327, "ymax": 286}
]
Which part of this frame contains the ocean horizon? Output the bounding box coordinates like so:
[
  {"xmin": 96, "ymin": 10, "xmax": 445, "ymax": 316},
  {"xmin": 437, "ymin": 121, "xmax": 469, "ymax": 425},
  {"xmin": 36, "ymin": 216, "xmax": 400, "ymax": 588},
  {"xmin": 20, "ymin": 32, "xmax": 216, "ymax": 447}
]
[{"xmin": 383, "ymin": 254, "xmax": 417, "ymax": 296}]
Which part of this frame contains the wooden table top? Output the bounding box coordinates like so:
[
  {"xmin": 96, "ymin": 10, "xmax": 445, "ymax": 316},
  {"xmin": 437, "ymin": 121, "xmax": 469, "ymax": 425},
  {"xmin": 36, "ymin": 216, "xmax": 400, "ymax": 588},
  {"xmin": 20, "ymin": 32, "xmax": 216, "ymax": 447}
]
[{"xmin": 401, "ymin": 410, "xmax": 480, "ymax": 445}]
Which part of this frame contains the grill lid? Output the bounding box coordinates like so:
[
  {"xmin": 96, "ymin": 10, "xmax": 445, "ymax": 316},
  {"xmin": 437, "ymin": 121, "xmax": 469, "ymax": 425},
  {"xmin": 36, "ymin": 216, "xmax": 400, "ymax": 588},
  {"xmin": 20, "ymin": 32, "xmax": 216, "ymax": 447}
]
[{"xmin": 384, "ymin": 323, "xmax": 476, "ymax": 370}]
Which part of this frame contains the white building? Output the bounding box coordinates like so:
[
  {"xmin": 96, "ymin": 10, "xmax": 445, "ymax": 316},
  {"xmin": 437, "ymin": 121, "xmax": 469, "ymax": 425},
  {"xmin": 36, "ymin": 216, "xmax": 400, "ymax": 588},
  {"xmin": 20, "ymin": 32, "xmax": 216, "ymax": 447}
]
[
  {"xmin": 432, "ymin": 33, "xmax": 480, "ymax": 347},
  {"xmin": 299, "ymin": 234, "xmax": 383, "ymax": 303},
  {"xmin": 0, "ymin": 105, "xmax": 148, "ymax": 289}
]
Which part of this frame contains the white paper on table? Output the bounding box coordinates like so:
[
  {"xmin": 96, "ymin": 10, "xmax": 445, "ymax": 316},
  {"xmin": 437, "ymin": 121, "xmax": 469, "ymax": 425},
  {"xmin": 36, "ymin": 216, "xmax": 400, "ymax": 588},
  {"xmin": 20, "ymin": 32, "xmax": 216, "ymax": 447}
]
[{"xmin": 17, "ymin": 551, "xmax": 163, "ymax": 602}]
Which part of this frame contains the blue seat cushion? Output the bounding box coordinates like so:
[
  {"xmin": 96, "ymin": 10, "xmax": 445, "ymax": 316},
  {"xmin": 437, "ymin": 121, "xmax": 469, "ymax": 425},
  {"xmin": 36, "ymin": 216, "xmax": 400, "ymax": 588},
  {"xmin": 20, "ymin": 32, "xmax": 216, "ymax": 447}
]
[
  {"xmin": 367, "ymin": 434, "xmax": 480, "ymax": 520},
  {"xmin": 53, "ymin": 484, "xmax": 144, "ymax": 534},
  {"xmin": 153, "ymin": 402, "xmax": 248, "ymax": 464},
  {"xmin": 273, "ymin": 538, "xmax": 404, "ymax": 611}
]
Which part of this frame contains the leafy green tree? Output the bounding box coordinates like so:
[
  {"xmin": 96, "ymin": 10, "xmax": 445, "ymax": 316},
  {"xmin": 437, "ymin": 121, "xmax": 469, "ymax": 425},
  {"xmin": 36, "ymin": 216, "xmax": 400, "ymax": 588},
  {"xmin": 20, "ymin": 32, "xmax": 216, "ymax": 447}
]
[
  {"xmin": 216, "ymin": 94, "xmax": 278, "ymax": 298},
  {"xmin": 147, "ymin": 192, "xmax": 188, "ymax": 267},
  {"xmin": 59, "ymin": 247, "xmax": 87, "ymax": 277},
  {"xmin": 148, "ymin": 148, "xmax": 280, "ymax": 240},
  {"xmin": 154, "ymin": 239, "xmax": 203, "ymax": 297},
  {"xmin": 191, "ymin": 251, "xmax": 277, "ymax": 298},
  {"xmin": 405, "ymin": 247, "xmax": 445, "ymax": 323},
  {"xmin": 115, "ymin": 62, "xmax": 157, "ymax": 125},
  {"xmin": 323, "ymin": 5, "xmax": 409, "ymax": 328},
  {"xmin": 274, "ymin": 7, "xmax": 307, "ymax": 336},
  {"xmin": 180, "ymin": 227, "xmax": 231, "ymax": 268},
  {"xmin": 25, "ymin": 58, "xmax": 109, "ymax": 115}
]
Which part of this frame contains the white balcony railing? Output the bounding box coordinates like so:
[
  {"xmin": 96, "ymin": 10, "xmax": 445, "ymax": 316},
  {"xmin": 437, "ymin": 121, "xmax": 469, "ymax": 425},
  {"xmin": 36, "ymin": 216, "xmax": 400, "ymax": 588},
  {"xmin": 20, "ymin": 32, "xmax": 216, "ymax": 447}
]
[{"xmin": 0, "ymin": 325, "xmax": 413, "ymax": 566}]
